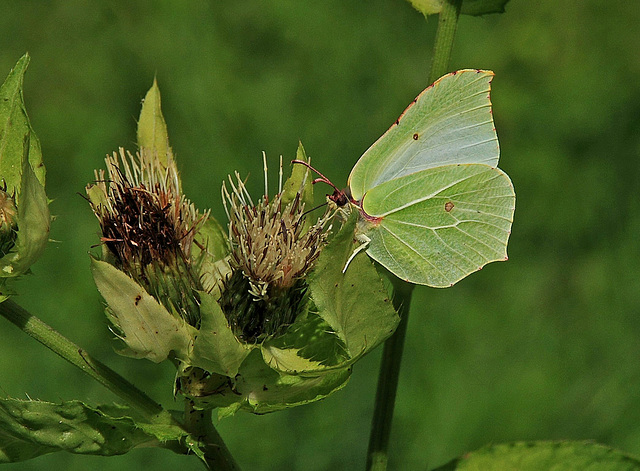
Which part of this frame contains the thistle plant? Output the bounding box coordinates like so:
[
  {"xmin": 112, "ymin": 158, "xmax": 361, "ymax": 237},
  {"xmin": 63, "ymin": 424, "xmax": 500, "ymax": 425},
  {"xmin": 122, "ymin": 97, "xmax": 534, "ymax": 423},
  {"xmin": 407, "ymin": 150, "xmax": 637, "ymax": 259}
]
[
  {"xmin": 1, "ymin": 3, "xmax": 636, "ymax": 469},
  {"xmin": 81, "ymin": 79, "xmax": 399, "ymax": 419}
]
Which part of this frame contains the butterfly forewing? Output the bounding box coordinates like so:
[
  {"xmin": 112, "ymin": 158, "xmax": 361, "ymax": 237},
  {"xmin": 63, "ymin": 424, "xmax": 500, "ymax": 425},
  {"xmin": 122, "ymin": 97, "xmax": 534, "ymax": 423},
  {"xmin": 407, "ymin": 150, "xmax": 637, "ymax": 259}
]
[
  {"xmin": 359, "ymin": 164, "xmax": 515, "ymax": 287},
  {"xmin": 348, "ymin": 69, "xmax": 499, "ymax": 202}
]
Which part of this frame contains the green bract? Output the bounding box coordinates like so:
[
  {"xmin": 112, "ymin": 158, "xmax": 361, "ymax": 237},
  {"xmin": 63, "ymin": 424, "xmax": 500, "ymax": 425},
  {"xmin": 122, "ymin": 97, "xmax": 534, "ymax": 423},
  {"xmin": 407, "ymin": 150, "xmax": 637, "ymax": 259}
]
[
  {"xmin": 88, "ymin": 82, "xmax": 399, "ymax": 415},
  {"xmin": 0, "ymin": 54, "xmax": 50, "ymax": 301}
]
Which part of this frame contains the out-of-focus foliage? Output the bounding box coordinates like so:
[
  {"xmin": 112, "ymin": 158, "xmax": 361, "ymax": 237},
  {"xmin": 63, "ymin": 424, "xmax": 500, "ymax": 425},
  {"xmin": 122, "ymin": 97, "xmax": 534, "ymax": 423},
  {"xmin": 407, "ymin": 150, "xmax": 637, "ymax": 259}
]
[
  {"xmin": 0, "ymin": 1, "xmax": 638, "ymax": 470},
  {"xmin": 434, "ymin": 441, "xmax": 640, "ymax": 470}
]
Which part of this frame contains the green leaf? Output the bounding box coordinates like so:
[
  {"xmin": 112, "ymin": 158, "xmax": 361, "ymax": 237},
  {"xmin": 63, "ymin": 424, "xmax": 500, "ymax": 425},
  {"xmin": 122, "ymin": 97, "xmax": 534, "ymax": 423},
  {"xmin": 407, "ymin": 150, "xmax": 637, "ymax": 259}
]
[
  {"xmin": 137, "ymin": 78, "xmax": 172, "ymax": 169},
  {"xmin": 261, "ymin": 311, "xmax": 350, "ymax": 374},
  {"xmin": 214, "ymin": 350, "xmax": 351, "ymax": 415},
  {"xmin": 190, "ymin": 290, "xmax": 252, "ymax": 377},
  {"xmin": 432, "ymin": 441, "xmax": 640, "ymax": 471},
  {"xmin": 407, "ymin": 0, "xmax": 510, "ymax": 17},
  {"xmin": 91, "ymin": 258, "xmax": 196, "ymax": 363},
  {"xmin": 282, "ymin": 141, "xmax": 314, "ymax": 210},
  {"xmin": 0, "ymin": 399, "xmax": 188, "ymax": 463},
  {"xmin": 0, "ymin": 53, "xmax": 45, "ymax": 191},
  {"xmin": 308, "ymin": 212, "xmax": 399, "ymax": 359},
  {"xmin": 0, "ymin": 137, "xmax": 50, "ymax": 278}
]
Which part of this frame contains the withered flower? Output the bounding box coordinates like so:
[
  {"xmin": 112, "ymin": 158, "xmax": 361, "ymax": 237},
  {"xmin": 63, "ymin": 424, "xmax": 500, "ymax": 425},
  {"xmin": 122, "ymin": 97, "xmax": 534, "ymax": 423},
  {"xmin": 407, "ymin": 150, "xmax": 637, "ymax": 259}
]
[
  {"xmin": 87, "ymin": 147, "xmax": 207, "ymax": 326},
  {"xmin": 219, "ymin": 160, "xmax": 330, "ymax": 342}
]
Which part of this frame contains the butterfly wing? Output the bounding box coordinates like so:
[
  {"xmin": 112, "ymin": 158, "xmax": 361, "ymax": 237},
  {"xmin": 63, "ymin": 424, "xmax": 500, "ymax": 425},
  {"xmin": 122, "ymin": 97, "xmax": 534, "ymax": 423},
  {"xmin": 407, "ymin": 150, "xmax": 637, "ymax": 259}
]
[
  {"xmin": 359, "ymin": 164, "xmax": 515, "ymax": 287},
  {"xmin": 348, "ymin": 70, "xmax": 499, "ymax": 202}
]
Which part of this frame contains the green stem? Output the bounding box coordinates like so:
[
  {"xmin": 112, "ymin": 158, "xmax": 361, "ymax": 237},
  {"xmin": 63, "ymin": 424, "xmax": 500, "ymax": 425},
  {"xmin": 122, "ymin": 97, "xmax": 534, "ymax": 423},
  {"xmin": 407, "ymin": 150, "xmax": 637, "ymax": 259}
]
[
  {"xmin": 0, "ymin": 299, "xmax": 164, "ymax": 419},
  {"xmin": 185, "ymin": 402, "xmax": 241, "ymax": 471},
  {"xmin": 366, "ymin": 2, "xmax": 462, "ymax": 469},
  {"xmin": 429, "ymin": 0, "xmax": 463, "ymax": 84},
  {"xmin": 0, "ymin": 299, "xmax": 240, "ymax": 467},
  {"xmin": 366, "ymin": 279, "xmax": 414, "ymax": 471}
]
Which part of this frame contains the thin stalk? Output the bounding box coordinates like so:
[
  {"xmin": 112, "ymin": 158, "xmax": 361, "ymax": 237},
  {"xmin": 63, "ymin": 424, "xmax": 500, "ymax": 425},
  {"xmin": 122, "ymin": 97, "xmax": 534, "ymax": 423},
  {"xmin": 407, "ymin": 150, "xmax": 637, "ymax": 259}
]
[
  {"xmin": 366, "ymin": 279, "xmax": 414, "ymax": 471},
  {"xmin": 0, "ymin": 299, "xmax": 164, "ymax": 419},
  {"xmin": 185, "ymin": 401, "xmax": 241, "ymax": 470},
  {"xmin": 365, "ymin": 1, "xmax": 462, "ymax": 469},
  {"xmin": 429, "ymin": 0, "xmax": 463, "ymax": 84}
]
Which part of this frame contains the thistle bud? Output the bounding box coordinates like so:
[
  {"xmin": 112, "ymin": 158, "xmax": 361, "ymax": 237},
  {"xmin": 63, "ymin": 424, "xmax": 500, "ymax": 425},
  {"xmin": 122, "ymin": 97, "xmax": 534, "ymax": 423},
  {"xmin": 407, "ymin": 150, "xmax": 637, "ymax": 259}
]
[
  {"xmin": 219, "ymin": 163, "xmax": 330, "ymax": 342},
  {"xmin": 0, "ymin": 55, "xmax": 50, "ymax": 300}
]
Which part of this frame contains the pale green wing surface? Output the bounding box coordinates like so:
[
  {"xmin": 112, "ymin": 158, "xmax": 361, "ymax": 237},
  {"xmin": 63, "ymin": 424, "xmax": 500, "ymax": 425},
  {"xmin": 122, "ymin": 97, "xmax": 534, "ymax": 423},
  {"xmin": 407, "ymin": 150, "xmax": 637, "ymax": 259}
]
[
  {"xmin": 348, "ymin": 70, "xmax": 499, "ymax": 201},
  {"xmin": 359, "ymin": 164, "xmax": 514, "ymax": 287}
]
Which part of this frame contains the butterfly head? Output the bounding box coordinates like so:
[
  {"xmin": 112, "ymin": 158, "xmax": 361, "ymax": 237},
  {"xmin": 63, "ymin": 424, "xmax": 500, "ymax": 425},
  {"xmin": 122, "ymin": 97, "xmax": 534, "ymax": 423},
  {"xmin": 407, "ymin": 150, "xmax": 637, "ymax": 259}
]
[{"xmin": 291, "ymin": 159, "xmax": 358, "ymax": 209}]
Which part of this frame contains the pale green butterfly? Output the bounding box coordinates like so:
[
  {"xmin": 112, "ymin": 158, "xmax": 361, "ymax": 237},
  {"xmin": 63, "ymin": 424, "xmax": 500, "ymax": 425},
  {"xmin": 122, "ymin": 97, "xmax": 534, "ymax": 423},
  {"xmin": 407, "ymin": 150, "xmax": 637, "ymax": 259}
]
[{"xmin": 300, "ymin": 69, "xmax": 515, "ymax": 287}]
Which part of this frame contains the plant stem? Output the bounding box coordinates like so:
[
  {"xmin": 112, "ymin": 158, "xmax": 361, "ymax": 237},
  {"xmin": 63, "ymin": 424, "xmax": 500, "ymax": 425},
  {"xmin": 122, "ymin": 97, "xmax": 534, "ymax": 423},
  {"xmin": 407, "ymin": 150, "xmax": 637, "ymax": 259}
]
[
  {"xmin": 366, "ymin": 279, "xmax": 414, "ymax": 471},
  {"xmin": 429, "ymin": 0, "xmax": 463, "ymax": 84},
  {"xmin": 0, "ymin": 299, "xmax": 164, "ymax": 419},
  {"xmin": 1, "ymin": 299, "xmax": 241, "ymax": 467},
  {"xmin": 185, "ymin": 401, "xmax": 241, "ymax": 470},
  {"xmin": 366, "ymin": 2, "xmax": 462, "ymax": 469}
]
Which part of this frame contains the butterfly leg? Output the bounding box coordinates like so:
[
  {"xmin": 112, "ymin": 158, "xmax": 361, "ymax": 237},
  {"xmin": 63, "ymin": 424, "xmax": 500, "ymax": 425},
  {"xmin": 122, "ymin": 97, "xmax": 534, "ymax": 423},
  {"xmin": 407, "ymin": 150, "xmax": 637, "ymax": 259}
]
[{"xmin": 342, "ymin": 233, "xmax": 371, "ymax": 274}]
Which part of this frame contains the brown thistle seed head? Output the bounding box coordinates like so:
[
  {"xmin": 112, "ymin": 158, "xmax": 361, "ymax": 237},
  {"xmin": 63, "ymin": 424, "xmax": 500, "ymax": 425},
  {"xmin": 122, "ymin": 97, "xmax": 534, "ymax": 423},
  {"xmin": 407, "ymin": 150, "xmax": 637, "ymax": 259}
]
[
  {"xmin": 88, "ymin": 148, "xmax": 205, "ymax": 270},
  {"xmin": 87, "ymin": 148, "xmax": 207, "ymax": 325},
  {"xmin": 220, "ymin": 167, "xmax": 331, "ymax": 342}
]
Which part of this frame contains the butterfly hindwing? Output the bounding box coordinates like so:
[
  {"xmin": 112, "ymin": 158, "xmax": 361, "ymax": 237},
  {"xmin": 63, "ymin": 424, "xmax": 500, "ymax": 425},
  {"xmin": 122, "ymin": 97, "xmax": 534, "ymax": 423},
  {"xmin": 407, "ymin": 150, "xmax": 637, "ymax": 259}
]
[{"xmin": 359, "ymin": 164, "xmax": 515, "ymax": 287}]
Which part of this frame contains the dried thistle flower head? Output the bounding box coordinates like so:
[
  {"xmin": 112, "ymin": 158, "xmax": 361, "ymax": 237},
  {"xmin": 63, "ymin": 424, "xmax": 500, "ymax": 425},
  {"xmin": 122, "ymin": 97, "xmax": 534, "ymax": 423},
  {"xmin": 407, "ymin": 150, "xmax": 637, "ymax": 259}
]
[
  {"xmin": 220, "ymin": 156, "xmax": 330, "ymax": 342},
  {"xmin": 87, "ymin": 147, "xmax": 207, "ymax": 326}
]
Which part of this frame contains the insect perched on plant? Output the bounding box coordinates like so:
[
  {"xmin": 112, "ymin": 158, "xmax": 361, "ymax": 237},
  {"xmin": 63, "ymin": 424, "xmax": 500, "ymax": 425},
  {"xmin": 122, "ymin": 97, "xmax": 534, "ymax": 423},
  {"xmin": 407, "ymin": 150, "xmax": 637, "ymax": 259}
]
[{"xmin": 295, "ymin": 69, "xmax": 515, "ymax": 287}]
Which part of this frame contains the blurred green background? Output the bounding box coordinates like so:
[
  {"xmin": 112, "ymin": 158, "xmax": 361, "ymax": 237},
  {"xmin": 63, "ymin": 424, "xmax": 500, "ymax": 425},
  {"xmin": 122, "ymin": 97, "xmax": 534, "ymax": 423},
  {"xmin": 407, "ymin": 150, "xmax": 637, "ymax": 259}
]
[{"xmin": 1, "ymin": 1, "xmax": 639, "ymax": 469}]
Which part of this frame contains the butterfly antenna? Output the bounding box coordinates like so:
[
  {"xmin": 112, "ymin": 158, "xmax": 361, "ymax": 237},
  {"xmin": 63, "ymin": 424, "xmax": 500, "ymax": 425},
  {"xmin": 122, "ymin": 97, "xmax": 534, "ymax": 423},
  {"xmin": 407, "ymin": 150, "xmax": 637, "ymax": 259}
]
[{"xmin": 291, "ymin": 159, "xmax": 341, "ymax": 194}]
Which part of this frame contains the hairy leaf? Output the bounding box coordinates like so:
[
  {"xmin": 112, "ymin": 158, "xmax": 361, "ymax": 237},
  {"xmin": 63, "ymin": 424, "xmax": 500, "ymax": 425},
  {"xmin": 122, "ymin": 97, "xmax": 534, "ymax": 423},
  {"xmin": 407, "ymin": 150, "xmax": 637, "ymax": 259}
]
[
  {"xmin": 215, "ymin": 350, "xmax": 351, "ymax": 415},
  {"xmin": 190, "ymin": 290, "xmax": 252, "ymax": 377},
  {"xmin": 309, "ymin": 212, "xmax": 399, "ymax": 359},
  {"xmin": 0, "ymin": 399, "xmax": 187, "ymax": 463},
  {"xmin": 91, "ymin": 258, "xmax": 196, "ymax": 363}
]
